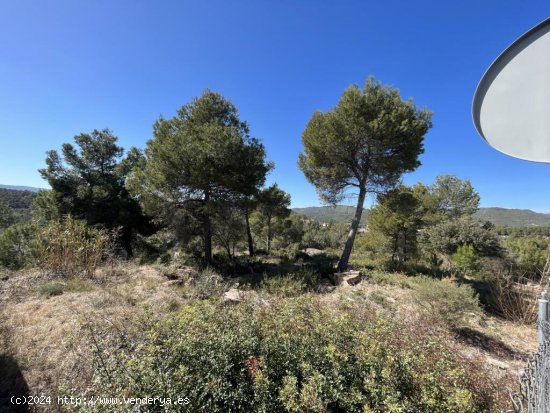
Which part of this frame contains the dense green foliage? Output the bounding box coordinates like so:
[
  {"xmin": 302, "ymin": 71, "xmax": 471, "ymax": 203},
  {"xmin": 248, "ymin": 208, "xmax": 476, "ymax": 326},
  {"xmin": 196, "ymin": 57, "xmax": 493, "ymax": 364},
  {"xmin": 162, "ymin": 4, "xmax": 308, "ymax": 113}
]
[
  {"xmin": 128, "ymin": 90, "xmax": 272, "ymax": 266},
  {"xmin": 0, "ymin": 188, "xmax": 37, "ymax": 224},
  {"xmin": 82, "ymin": 297, "xmax": 499, "ymax": 413},
  {"xmin": 299, "ymin": 77, "xmax": 432, "ymax": 271},
  {"xmin": 366, "ymin": 185, "xmax": 423, "ymax": 266},
  {"xmin": 431, "ymin": 175, "xmax": 480, "ymax": 219},
  {"xmin": 0, "ymin": 222, "xmax": 40, "ymax": 269},
  {"xmin": 0, "ymin": 200, "xmax": 14, "ymax": 229},
  {"xmin": 252, "ymin": 184, "xmax": 291, "ymax": 254},
  {"xmin": 451, "ymin": 244, "xmax": 480, "ymax": 276},
  {"xmin": 39, "ymin": 129, "xmax": 152, "ymax": 256},
  {"xmin": 355, "ymin": 175, "xmax": 501, "ymax": 274},
  {"xmin": 502, "ymin": 235, "xmax": 550, "ymax": 274},
  {"xmin": 0, "ymin": 188, "xmax": 37, "ymax": 210},
  {"xmin": 419, "ymin": 216, "xmax": 501, "ymax": 259}
]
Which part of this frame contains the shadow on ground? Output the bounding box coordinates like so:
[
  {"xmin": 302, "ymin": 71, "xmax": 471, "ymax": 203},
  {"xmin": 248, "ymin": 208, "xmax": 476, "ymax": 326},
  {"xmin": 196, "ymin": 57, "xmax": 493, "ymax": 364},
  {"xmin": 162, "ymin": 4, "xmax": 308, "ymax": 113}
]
[
  {"xmin": 454, "ymin": 327, "xmax": 528, "ymax": 360},
  {"xmin": 0, "ymin": 354, "xmax": 30, "ymax": 413}
]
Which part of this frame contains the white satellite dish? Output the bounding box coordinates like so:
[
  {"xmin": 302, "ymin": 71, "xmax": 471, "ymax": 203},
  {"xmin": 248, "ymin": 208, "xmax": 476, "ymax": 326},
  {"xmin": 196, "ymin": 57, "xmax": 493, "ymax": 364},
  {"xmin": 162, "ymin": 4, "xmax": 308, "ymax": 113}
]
[{"xmin": 472, "ymin": 17, "xmax": 550, "ymax": 162}]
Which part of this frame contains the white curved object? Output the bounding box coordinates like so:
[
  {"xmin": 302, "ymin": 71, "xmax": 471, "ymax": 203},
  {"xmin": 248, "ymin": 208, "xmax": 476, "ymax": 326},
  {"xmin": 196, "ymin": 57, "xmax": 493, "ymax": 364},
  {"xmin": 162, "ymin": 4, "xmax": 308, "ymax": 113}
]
[{"xmin": 472, "ymin": 18, "xmax": 550, "ymax": 162}]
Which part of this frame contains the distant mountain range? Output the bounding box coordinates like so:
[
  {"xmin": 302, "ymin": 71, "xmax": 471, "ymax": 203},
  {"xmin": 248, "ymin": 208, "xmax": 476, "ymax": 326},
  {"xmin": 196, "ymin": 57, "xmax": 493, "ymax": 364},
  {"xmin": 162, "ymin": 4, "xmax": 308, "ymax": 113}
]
[
  {"xmin": 293, "ymin": 205, "xmax": 550, "ymax": 228},
  {"xmin": 0, "ymin": 184, "xmax": 42, "ymax": 192},
  {"xmin": 473, "ymin": 207, "xmax": 550, "ymax": 227}
]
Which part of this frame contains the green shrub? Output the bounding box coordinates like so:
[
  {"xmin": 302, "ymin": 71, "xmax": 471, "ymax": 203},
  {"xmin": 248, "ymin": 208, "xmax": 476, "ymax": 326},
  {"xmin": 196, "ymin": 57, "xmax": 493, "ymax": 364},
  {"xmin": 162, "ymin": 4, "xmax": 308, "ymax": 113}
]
[
  {"xmin": 39, "ymin": 216, "xmax": 106, "ymax": 278},
  {"xmin": 351, "ymin": 232, "xmax": 389, "ymax": 268},
  {"xmin": 261, "ymin": 275, "xmax": 307, "ymax": 297},
  {"xmin": 502, "ymin": 235, "xmax": 550, "ymax": 275},
  {"xmin": 364, "ymin": 270, "xmax": 414, "ymax": 289},
  {"xmin": 0, "ymin": 200, "xmax": 15, "ymax": 229},
  {"xmin": 260, "ymin": 265, "xmax": 324, "ymax": 297},
  {"xmin": 190, "ymin": 267, "xmax": 226, "ymax": 299},
  {"xmin": 275, "ymin": 243, "xmax": 302, "ymax": 261},
  {"xmin": 81, "ymin": 297, "xmax": 502, "ymax": 412},
  {"xmin": 412, "ymin": 276, "xmax": 481, "ymax": 327},
  {"xmin": 369, "ymin": 291, "xmax": 392, "ymax": 308},
  {"xmin": 452, "ymin": 244, "xmax": 479, "ymax": 276},
  {"xmin": 0, "ymin": 222, "xmax": 40, "ymax": 269},
  {"xmin": 38, "ymin": 279, "xmax": 94, "ymax": 298},
  {"xmin": 39, "ymin": 281, "xmax": 66, "ymax": 298}
]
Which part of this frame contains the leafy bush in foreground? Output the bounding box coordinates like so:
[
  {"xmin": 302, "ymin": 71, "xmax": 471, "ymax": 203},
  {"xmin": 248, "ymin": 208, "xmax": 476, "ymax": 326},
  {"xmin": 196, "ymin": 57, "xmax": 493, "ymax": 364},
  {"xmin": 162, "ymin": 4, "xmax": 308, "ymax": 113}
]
[
  {"xmin": 80, "ymin": 297, "xmax": 502, "ymax": 412},
  {"xmin": 412, "ymin": 276, "xmax": 481, "ymax": 327}
]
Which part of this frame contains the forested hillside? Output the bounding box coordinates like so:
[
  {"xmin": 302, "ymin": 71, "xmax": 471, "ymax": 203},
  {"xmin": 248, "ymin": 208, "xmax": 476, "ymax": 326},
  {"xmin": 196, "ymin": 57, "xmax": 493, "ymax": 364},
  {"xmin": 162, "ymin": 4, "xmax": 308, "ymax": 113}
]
[
  {"xmin": 0, "ymin": 188, "xmax": 37, "ymax": 209},
  {"xmin": 0, "ymin": 184, "xmax": 41, "ymax": 192},
  {"xmin": 0, "ymin": 188, "xmax": 37, "ymax": 223},
  {"xmin": 294, "ymin": 205, "xmax": 550, "ymax": 228},
  {"xmin": 474, "ymin": 207, "xmax": 550, "ymax": 227},
  {"xmin": 292, "ymin": 205, "xmax": 368, "ymax": 224}
]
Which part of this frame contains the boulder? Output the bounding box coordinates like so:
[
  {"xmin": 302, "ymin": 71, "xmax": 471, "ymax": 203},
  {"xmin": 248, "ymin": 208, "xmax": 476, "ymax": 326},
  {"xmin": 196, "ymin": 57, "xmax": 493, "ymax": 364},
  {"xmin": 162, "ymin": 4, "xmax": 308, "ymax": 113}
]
[
  {"xmin": 304, "ymin": 248, "xmax": 324, "ymax": 257},
  {"xmin": 318, "ymin": 283, "xmax": 337, "ymax": 294},
  {"xmin": 335, "ymin": 271, "xmax": 362, "ymax": 287},
  {"xmin": 222, "ymin": 288, "xmax": 245, "ymax": 304}
]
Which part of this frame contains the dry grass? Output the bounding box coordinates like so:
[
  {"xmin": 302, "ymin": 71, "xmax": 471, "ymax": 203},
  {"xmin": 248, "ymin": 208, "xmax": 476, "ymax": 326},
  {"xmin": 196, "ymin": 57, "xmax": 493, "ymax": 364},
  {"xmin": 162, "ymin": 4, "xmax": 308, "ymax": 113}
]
[
  {"xmin": 489, "ymin": 272, "xmax": 548, "ymax": 324},
  {"xmin": 0, "ymin": 263, "xmax": 191, "ymax": 411}
]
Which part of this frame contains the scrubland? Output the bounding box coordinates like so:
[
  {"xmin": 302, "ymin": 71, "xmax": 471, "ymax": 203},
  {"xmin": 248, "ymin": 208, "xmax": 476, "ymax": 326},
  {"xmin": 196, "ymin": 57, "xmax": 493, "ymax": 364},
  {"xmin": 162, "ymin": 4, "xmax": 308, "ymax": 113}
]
[{"xmin": 0, "ymin": 253, "xmax": 539, "ymax": 412}]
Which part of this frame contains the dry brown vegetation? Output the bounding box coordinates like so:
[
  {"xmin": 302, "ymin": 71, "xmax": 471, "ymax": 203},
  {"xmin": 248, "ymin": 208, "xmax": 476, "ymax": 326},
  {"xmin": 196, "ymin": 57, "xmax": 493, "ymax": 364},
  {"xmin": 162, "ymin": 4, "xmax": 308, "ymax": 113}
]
[{"xmin": 0, "ymin": 264, "xmax": 191, "ymax": 410}]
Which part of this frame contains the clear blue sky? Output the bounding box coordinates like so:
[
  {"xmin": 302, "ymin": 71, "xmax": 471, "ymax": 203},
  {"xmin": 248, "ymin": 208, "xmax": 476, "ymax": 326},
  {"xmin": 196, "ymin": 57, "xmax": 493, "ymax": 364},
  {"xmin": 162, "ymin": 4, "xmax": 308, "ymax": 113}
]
[{"xmin": 1, "ymin": 1, "xmax": 549, "ymax": 210}]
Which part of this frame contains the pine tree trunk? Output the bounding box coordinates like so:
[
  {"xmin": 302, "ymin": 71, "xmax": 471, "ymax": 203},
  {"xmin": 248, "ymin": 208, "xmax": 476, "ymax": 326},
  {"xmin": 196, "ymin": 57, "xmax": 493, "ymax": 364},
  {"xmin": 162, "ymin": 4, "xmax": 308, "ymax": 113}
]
[
  {"xmin": 204, "ymin": 215, "xmax": 212, "ymax": 266},
  {"xmin": 266, "ymin": 217, "xmax": 272, "ymax": 254},
  {"xmin": 121, "ymin": 227, "xmax": 133, "ymax": 258},
  {"xmin": 203, "ymin": 192, "xmax": 212, "ymax": 267},
  {"xmin": 225, "ymin": 244, "xmax": 232, "ymax": 259},
  {"xmin": 391, "ymin": 235, "xmax": 398, "ymax": 263},
  {"xmin": 337, "ymin": 186, "xmax": 366, "ymax": 272},
  {"xmin": 245, "ymin": 207, "xmax": 254, "ymax": 257}
]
